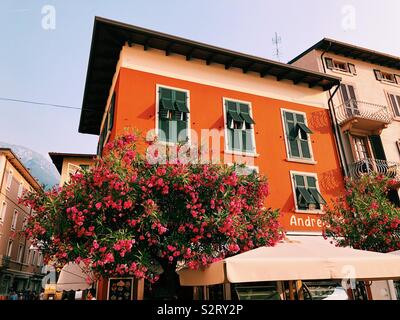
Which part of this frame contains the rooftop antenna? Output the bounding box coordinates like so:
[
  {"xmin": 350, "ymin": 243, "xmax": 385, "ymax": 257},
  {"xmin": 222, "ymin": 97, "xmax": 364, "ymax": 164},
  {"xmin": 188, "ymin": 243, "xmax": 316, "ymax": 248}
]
[{"xmin": 272, "ymin": 32, "xmax": 282, "ymax": 62}]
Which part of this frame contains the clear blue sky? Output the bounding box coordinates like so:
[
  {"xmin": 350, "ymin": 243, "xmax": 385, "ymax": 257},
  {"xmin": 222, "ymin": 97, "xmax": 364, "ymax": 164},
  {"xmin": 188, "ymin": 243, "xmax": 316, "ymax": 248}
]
[{"xmin": 1, "ymin": 0, "xmax": 399, "ymax": 160}]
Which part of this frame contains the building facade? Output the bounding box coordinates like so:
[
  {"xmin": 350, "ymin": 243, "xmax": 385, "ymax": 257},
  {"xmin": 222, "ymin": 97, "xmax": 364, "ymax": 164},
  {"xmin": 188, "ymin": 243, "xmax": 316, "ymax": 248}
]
[
  {"xmin": 0, "ymin": 148, "xmax": 44, "ymax": 296},
  {"xmin": 79, "ymin": 17, "xmax": 345, "ymax": 236},
  {"xmin": 49, "ymin": 153, "xmax": 96, "ymax": 186},
  {"xmin": 290, "ymin": 38, "xmax": 400, "ymax": 300},
  {"xmin": 290, "ymin": 38, "xmax": 400, "ymax": 206}
]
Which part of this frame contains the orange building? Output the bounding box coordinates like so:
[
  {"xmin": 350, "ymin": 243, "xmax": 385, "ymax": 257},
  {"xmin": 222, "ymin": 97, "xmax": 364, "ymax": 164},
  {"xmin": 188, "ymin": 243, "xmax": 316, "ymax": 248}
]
[{"xmin": 79, "ymin": 17, "xmax": 344, "ymax": 235}]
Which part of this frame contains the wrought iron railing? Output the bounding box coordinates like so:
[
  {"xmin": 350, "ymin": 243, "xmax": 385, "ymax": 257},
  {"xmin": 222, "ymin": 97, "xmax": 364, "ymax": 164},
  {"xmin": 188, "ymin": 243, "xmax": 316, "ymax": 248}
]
[
  {"xmin": 0, "ymin": 255, "xmax": 10, "ymax": 269},
  {"xmin": 334, "ymin": 99, "xmax": 393, "ymax": 125},
  {"xmin": 348, "ymin": 158, "xmax": 400, "ymax": 181}
]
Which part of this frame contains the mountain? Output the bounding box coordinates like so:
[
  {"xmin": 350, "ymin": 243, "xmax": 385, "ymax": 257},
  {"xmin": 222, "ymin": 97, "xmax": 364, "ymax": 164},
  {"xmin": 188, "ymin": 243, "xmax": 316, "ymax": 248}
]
[{"xmin": 0, "ymin": 142, "xmax": 60, "ymax": 190}]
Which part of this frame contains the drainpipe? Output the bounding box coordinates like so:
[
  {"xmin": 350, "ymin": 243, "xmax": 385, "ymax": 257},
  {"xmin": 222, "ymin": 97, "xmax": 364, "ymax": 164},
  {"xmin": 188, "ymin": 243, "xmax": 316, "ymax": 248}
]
[{"xmin": 320, "ymin": 44, "xmax": 349, "ymax": 177}]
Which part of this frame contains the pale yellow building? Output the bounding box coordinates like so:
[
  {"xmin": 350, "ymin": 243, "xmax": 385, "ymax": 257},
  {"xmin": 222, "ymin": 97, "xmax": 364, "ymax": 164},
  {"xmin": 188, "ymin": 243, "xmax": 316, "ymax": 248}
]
[
  {"xmin": 290, "ymin": 39, "xmax": 400, "ymax": 300},
  {"xmin": 0, "ymin": 148, "xmax": 44, "ymax": 297},
  {"xmin": 49, "ymin": 153, "xmax": 96, "ymax": 186},
  {"xmin": 290, "ymin": 38, "xmax": 400, "ymax": 206}
]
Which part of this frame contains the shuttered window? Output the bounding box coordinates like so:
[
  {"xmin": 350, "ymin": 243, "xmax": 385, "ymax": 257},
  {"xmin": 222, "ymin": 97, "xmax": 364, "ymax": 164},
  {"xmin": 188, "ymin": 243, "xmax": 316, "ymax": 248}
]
[
  {"xmin": 158, "ymin": 87, "xmax": 189, "ymax": 143},
  {"xmin": 388, "ymin": 93, "xmax": 400, "ymax": 118},
  {"xmin": 292, "ymin": 173, "xmax": 326, "ymax": 211},
  {"xmin": 225, "ymin": 100, "xmax": 255, "ymax": 153},
  {"xmin": 283, "ymin": 111, "xmax": 313, "ymax": 160}
]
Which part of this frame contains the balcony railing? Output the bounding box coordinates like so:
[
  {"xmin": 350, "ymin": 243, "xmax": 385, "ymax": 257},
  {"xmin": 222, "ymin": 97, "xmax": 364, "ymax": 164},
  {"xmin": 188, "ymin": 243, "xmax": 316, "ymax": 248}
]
[
  {"xmin": 334, "ymin": 100, "xmax": 393, "ymax": 128},
  {"xmin": 348, "ymin": 158, "xmax": 400, "ymax": 182}
]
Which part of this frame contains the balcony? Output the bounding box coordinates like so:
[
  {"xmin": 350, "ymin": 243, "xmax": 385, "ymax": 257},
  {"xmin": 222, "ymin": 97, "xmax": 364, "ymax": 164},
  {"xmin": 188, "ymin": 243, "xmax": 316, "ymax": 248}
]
[
  {"xmin": 348, "ymin": 158, "xmax": 400, "ymax": 187},
  {"xmin": 334, "ymin": 100, "xmax": 393, "ymax": 133}
]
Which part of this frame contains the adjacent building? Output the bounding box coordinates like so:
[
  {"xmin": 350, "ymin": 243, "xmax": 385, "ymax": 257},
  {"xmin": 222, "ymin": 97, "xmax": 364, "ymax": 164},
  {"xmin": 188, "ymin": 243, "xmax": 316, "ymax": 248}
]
[
  {"xmin": 289, "ymin": 38, "xmax": 400, "ymax": 206},
  {"xmin": 49, "ymin": 153, "xmax": 96, "ymax": 186},
  {"xmin": 0, "ymin": 148, "xmax": 44, "ymax": 296}
]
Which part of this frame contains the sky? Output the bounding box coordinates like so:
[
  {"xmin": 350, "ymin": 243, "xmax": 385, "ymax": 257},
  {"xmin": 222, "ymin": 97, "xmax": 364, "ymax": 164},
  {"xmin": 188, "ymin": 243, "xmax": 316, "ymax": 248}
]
[{"xmin": 0, "ymin": 0, "xmax": 399, "ymax": 161}]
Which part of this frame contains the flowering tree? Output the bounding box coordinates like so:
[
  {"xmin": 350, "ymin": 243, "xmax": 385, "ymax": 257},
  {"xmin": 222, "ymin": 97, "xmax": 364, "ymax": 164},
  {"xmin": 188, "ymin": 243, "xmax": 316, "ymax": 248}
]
[
  {"xmin": 22, "ymin": 133, "xmax": 283, "ymax": 298},
  {"xmin": 322, "ymin": 174, "xmax": 400, "ymax": 253}
]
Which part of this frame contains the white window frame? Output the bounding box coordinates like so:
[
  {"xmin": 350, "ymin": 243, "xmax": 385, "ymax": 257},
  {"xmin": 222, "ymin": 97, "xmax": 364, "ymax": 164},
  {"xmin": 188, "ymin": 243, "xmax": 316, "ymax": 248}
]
[
  {"xmin": 289, "ymin": 171, "xmax": 324, "ymax": 214},
  {"xmin": 37, "ymin": 252, "xmax": 42, "ymax": 266},
  {"xmin": 381, "ymin": 71, "xmax": 396, "ymax": 84},
  {"xmin": 6, "ymin": 239, "xmax": 13, "ymax": 257},
  {"xmin": 6, "ymin": 169, "xmax": 13, "ymax": 190},
  {"xmin": 281, "ymin": 108, "xmax": 316, "ymax": 164},
  {"xmin": 11, "ymin": 209, "xmax": 18, "ymax": 230},
  {"xmin": 155, "ymin": 84, "xmax": 191, "ymax": 147},
  {"xmin": 17, "ymin": 182, "xmax": 24, "ymax": 198},
  {"xmin": 386, "ymin": 91, "xmax": 400, "ymax": 120},
  {"xmin": 17, "ymin": 244, "xmax": 24, "ymax": 263},
  {"xmin": 31, "ymin": 250, "xmax": 36, "ymax": 265},
  {"xmin": 223, "ymin": 97, "xmax": 258, "ymax": 157},
  {"xmin": 0, "ymin": 201, "xmax": 6, "ymax": 223}
]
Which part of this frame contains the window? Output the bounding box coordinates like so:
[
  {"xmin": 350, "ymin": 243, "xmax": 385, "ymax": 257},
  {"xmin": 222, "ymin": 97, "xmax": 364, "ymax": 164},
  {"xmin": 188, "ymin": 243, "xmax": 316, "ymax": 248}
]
[
  {"xmin": 374, "ymin": 70, "xmax": 400, "ymax": 84},
  {"xmin": 17, "ymin": 182, "xmax": 24, "ymax": 198},
  {"xmin": 0, "ymin": 201, "xmax": 6, "ymax": 222},
  {"xmin": 282, "ymin": 110, "xmax": 313, "ymax": 161},
  {"xmin": 6, "ymin": 170, "xmax": 13, "ymax": 190},
  {"xmin": 31, "ymin": 251, "xmax": 36, "ymax": 265},
  {"xmin": 108, "ymin": 93, "xmax": 115, "ymax": 131},
  {"xmin": 388, "ymin": 93, "xmax": 400, "ymax": 118},
  {"xmin": 17, "ymin": 244, "xmax": 24, "ymax": 263},
  {"xmin": 80, "ymin": 164, "xmax": 89, "ymax": 170},
  {"xmin": 157, "ymin": 86, "xmax": 190, "ymax": 143},
  {"xmin": 224, "ymin": 99, "xmax": 256, "ymax": 154},
  {"xmin": 325, "ymin": 58, "xmax": 356, "ymax": 75},
  {"xmin": 291, "ymin": 172, "xmax": 326, "ymax": 212},
  {"xmin": 37, "ymin": 253, "xmax": 42, "ymax": 266},
  {"xmin": 352, "ymin": 136, "xmax": 370, "ymax": 161},
  {"xmin": 11, "ymin": 210, "xmax": 18, "ymax": 230},
  {"xmin": 6, "ymin": 239, "xmax": 13, "ymax": 257}
]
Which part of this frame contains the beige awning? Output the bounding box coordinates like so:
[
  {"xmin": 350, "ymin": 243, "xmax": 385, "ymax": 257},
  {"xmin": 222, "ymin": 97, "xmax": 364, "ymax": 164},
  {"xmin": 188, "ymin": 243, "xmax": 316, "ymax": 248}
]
[
  {"xmin": 178, "ymin": 236, "xmax": 400, "ymax": 286},
  {"xmin": 56, "ymin": 262, "xmax": 94, "ymax": 291}
]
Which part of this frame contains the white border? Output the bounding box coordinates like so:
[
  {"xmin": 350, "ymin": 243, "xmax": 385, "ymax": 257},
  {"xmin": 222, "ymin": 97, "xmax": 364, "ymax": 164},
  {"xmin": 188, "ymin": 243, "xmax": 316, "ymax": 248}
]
[
  {"xmin": 280, "ymin": 108, "xmax": 315, "ymax": 164},
  {"xmin": 222, "ymin": 97, "xmax": 258, "ymax": 157},
  {"xmin": 289, "ymin": 170, "xmax": 324, "ymax": 214},
  {"xmin": 0, "ymin": 201, "xmax": 6, "ymax": 224},
  {"xmin": 107, "ymin": 277, "xmax": 134, "ymax": 301},
  {"xmin": 155, "ymin": 84, "xmax": 191, "ymax": 146}
]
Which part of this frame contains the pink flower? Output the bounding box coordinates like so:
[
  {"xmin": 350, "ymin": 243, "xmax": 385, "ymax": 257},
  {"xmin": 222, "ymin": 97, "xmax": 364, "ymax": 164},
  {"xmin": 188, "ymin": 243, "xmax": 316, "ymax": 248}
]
[
  {"xmin": 123, "ymin": 200, "xmax": 133, "ymax": 209},
  {"xmin": 95, "ymin": 202, "xmax": 102, "ymax": 210}
]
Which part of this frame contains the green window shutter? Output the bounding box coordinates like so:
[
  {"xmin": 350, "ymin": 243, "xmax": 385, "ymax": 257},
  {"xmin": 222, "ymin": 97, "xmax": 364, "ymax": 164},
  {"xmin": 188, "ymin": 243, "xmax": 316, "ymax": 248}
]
[
  {"xmin": 160, "ymin": 88, "xmax": 175, "ymax": 111},
  {"xmin": 242, "ymin": 129, "xmax": 253, "ymax": 152},
  {"xmin": 239, "ymin": 103, "xmax": 255, "ymax": 124},
  {"xmin": 300, "ymin": 140, "xmax": 311, "ymax": 158},
  {"xmin": 297, "ymin": 123, "xmax": 313, "ymax": 134},
  {"xmin": 325, "ymin": 57, "xmax": 333, "ymax": 70},
  {"xmin": 159, "ymin": 119, "xmax": 170, "ymax": 141},
  {"xmin": 177, "ymin": 120, "xmax": 187, "ymax": 143},
  {"xmin": 306, "ymin": 176, "xmax": 317, "ymax": 188},
  {"xmin": 309, "ymin": 188, "xmax": 327, "ymax": 205},
  {"xmin": 175, "ymin": 91, "xmax": 189, "ymax": 113},
  {"xmin": 297, "ymin": 187, "xmax": 316, "ymax": 204},
  {"xmin": 284, "ymin": 112, "xmax": 300, "ymax": 158},
  {"xmin": 374, "ymin": 69, "xmax": 383, "ymax": 81},
  {"xmin": 232, "ymin": 129, "xmax": 242, "ymax": 151}
]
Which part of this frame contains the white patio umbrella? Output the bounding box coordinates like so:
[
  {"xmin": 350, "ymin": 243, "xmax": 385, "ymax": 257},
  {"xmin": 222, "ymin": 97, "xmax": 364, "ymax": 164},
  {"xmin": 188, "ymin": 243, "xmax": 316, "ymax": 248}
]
[{"xmin": 56, "ymin": 262, "xmax": 94, "ymax": 292}]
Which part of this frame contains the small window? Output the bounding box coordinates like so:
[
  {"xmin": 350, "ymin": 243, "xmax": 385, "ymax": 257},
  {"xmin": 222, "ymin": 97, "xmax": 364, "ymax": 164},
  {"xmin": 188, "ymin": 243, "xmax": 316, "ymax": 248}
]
[
  {"xmin": 6, "ymin": 170, "xmax": 13, "ymax": 190},
  {"xmin": 292, "ymin": 173, "xmax": 326, "ymax": 211},
  {"xmin": 382, "ymin": 72, "xmax": 396, "ymax": 83},
  {"xmin": 388, "ymin": 93, "xmax": 400, "ymax": 118},
  {"xmin": 282, "ymin": 110, "xmax": 313, "ymax": 160},
  {"xmin": 225, "ymin": 99, "xmax": 256, "ymax": 153},
  {"xmin": 325, "ymin": 58, "xmax": 356, "ymax": 74},
  {"xmin": 158, "ymin": 86, "xmax": 190, "ymax": 143},
  {"xmin": 375, "ymin": 69, "xmax": 400, "ymax": 84},
  {"xmin": 0, "ymin": 201, "xmax": 6, "ymax": 222},
  {"xmin": 37, "ymin": 253, "xmax": 42, "ymax": 266},
  {"xmin": 6, "ymin": 239, "xmax": 13, "ymax": 257},
  {"xmin": 31, "ymin": 251, "xmax": 36, "ymax": 265},
  {"xmin": 11, "ymin": 210, "xmax": 18, "ymax": 230},
  {"xmin": 17, "ymin": 182, "xmax": 24, "ymax": 198},
  {"xmin": 17, "ymin": 244, "xmax": 24, "ymax": 263}
]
